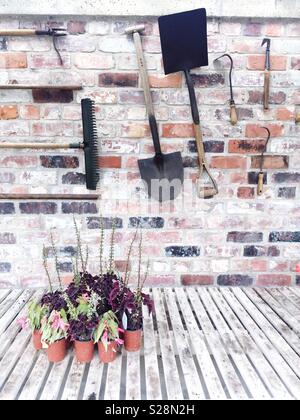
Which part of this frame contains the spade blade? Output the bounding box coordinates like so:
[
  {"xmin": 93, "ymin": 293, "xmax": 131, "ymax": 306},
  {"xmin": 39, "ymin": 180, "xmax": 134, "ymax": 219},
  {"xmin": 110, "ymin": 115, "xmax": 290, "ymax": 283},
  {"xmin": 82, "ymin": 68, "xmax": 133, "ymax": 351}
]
[{"xmin": 138, "ymin": 152, "xmax": 183, "ymax": 202}]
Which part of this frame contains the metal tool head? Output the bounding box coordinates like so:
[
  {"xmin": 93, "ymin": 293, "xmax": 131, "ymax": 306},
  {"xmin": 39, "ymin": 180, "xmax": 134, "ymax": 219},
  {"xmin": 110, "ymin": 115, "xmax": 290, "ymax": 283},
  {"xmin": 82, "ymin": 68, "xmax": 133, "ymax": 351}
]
[
  {"xmin": 159, "ymin": 8, "xmax": 208, "ymax": 75},
  {"xmin": 125, "ymin": 25, "xmax": 145, "ymax": 35},
  {"xmin": 138, "ymin": 152, "xmax": 183, "ymax": 202},
  {"xmin": 47, "ymin": 28, "xmax": 67, "ymax": 37},
  {"xmin": 262, "ymin": 38, "xmax": 271, "ymax": 49},
  {"xmin": 214, "ymin": 54, "xmax": 233, "ymax": 71}
]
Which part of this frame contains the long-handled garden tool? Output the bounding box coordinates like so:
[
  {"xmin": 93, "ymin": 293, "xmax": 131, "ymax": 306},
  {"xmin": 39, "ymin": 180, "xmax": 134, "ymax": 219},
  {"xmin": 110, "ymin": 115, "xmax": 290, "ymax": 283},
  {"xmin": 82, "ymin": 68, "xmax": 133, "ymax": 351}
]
[
  {"xmin": 214, "ymin": 54, "xmax": 238, "ymax": 126},
  {"xmin": 125, "ymin": 25, "xmax": 183, "ymax": 202},
  {"xmin": 262, "ymin": 38, "xmax": 271, "ymax": 111},
  {"xmin": 257, "ymin": 127, "xmax": 271, "ymax": 196},
  {"xmin": 0, "ymin": 27, "xmax": 67, "ymax": 65},
  {"xmin": 159, "ymin": 8, "xmax": 218, "ymax": 199},
  {"xmin": 0, "ymin": 98, "xmax": 99, "ymax": 191}
]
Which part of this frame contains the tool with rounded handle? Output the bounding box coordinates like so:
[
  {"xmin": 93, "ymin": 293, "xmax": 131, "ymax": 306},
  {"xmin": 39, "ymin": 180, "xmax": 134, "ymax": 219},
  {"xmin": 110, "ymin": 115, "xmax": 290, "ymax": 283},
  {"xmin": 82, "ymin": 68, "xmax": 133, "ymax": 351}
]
[
  {"xmin": 185, "ymin": 70, "xmax": 218, "ymax": 199},
  {"xmin": 125, "ymin": 25, "xmax": 183, "ymax": 202},
  {"xmin": 257, "ymin": 127, "xmax": 271, "ymax": 196},
  {"xmin": 214, "ymin": 54, "xmax": 238, "ymax": 126},
  {"xmin": 262, "ymin": 38, "xmax": 271, "ymax": 111}
]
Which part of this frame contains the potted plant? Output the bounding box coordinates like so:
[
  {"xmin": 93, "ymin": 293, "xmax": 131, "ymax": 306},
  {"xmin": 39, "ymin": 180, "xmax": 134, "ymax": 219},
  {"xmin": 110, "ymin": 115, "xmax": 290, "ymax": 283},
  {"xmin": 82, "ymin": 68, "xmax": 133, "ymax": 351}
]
[
  {"xmin": 122, "ymin": 233, "xmax": 154, "ymax": 352},
  {"xmin": 93, "ymin": 310, "xmax": 124, "ymax": 363},
  {"xmin": 28, "ymin": 300, "xmax": 48, "ymax": 350},
  {"xmin": 41, "ymin": 308, "xmax": 69, "ymax": 363},
  {"xmin": 65, "ymin": 291, "xmax": 99, "ymax": 363}
]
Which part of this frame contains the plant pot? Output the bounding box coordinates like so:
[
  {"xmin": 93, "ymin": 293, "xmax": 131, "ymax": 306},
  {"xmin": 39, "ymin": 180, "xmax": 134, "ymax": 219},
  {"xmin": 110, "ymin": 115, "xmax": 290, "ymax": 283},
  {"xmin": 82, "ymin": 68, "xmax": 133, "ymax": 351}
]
[
  {"xmin": 124, "ymin": 329, "xmax": 142, "ymax": 352},
  {"xmin": 74, "ymin": 340, "xmax": 94, "ymax": 363},
  {"xmin": 32, "ymin": 329, "xmax": 42, "ymax": 350},
  {"xmin": 47, "ymin": 339, "xmax": 67, "ymax": 363},
  {"xmin": 97, "ymin": 341, "xmax": 117, "ymax": 364}
]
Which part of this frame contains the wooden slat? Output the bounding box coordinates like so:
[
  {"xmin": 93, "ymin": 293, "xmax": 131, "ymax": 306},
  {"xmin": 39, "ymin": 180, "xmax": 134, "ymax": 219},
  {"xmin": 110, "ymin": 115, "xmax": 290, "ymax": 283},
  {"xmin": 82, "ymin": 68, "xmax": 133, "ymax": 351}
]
[
  {"xmin": 0, "ymin": 342, "xmax": 37, "ymax": 400},
  {"xmin": 209, "ymin": 288, "xmax": 292, "ymax": 400},
  {"xmin": 61, "ymin": 358, "xmax": 86, "ymax": 400},
  {"xmin": 221, "ymin": 288, "xmax": 300, "ymax": 399},
  {"xmin": 152, "ymin": 289, "xmax": 184, "ymax": 400},
  {"xmin": 142, "ymin": 289, "xmax": 162, "ymax": 400},
  {"xmin": 82, "ymin": 356, "xmax": 104, "ymax": 400},
  {"xmin": 239, "ymin": 288, "xmax": 300, "ymax": 367},
  {"xmin": 186, "ymin": 288, "xmax": 248, "ymax": 400},
  {"xmin": 18, "ymin": 351, "xmax": 50, "ymax": 400},
  {"xmin": 268, "ymin": 288, "xmax": 300, "ymax": 319},
  {"xmin": 164, "ymin": 289, "xmax": 205, "ymax": 400},
  {"xmin": 0, "ymin": 290, "xmax": 23, "ymax": 319},
  {"xmin": 104, "ymin": 351, "xmax": 123, "ymax": 400},
  {"xmin": 39, "ymin": 356, "xmax": 71, "ymax": 400},
  {"xmin": 0, "ymin": 289, "xmax": 34, "ymax": 334},
  {"xmin": 254, "ymin": 288, "xmax": 300, "ymax": 335},
  {"xmin": 125, "ymin": 350, "xmax": 141, "ymax": 400},
  {"xmin": 175, "ymin": 288, "xmax": 227, "ymax": 400},
  {"xmin": 0, "ymin": 290, "xmax": 11, "ymax": 305},
  {"xmin": 198, "ymin": 288, "xmax": 270, "ymax": 400}
]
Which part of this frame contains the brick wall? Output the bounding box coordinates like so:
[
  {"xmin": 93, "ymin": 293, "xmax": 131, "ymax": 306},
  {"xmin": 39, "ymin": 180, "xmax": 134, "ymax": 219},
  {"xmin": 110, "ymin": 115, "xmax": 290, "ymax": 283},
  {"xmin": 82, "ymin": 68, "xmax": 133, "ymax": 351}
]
[{"xmin": 0, "ymin": 15, "xmax": 299, "ymax": 288}]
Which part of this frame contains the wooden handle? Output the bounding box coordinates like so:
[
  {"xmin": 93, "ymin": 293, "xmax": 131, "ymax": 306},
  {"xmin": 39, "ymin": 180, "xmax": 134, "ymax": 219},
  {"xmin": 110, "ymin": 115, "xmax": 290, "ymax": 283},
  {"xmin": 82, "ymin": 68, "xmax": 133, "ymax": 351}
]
[
  {"xmin": 0, "ymin": 85, "xmax": 82, "ymax": 90},
  {"xmin": 257, "ymin": 172, "xmax": 264, "ymax": 195},
  {"xmin": 0, "ymin": 143, "xmax": 80, "ymax": 149},
  {"xmin": 263, "ymin": 70, "xmax": 270, "ymax": 110},
  {"xmin": 193, "ymin": 123, "xmax": 206, "ymax": 166},
  {"xmin": 0, "ymin": 194, "xmax": 99, "ymax": 200},
  {"xmin": 0, "ymin": 29, "xmax": 37, "ymax": 36},
  {"xmin": 296, "ymin": 112, "xmax": 300, "ymax": 124},
  {"xmin": 230, "ymin": 103, "xmax": 238, "ymax": 125}
]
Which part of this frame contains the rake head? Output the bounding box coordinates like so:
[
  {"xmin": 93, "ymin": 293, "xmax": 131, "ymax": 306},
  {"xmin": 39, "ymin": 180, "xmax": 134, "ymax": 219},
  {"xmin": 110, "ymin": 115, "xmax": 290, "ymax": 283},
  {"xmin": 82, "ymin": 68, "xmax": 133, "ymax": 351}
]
[{"xmin": 81, "ymin": 99, "xmax": 99, "ymax": 190}]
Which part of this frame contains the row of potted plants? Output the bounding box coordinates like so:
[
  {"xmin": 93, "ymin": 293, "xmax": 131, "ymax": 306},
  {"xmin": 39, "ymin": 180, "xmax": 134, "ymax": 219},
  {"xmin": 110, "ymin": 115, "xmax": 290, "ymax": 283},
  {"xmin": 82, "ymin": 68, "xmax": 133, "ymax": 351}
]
[{"xmin": 18, "ymin": 218, "xmax": 154, "ymax": 364}]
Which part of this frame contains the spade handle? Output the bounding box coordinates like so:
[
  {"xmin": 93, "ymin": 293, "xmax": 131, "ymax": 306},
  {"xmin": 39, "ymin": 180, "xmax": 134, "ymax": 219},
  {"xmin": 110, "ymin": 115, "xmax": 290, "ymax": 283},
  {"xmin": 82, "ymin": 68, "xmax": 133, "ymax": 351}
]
[
  {"xmin": 0, "ymin": 29, "xmax": 37, "ymax": 36},
  {"xmin": 132, "ymin": 31, "xmax": 161, "ymax": 155},
  {"xmin": 0, "ymin": 143, "xmax": 82, "ymax": 149},
  {"xmin": 263, "ymin": 70, "xmax": 270, "ymax": 110}
]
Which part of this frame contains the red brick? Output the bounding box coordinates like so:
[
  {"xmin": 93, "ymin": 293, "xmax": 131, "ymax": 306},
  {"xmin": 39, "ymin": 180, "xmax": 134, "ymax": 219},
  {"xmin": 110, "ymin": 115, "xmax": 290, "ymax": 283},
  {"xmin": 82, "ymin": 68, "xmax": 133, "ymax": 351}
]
[
  {"xmin": 98, "ymin": 156, "xmax": 121, "ymax": 168},
  {"xmin": 0, "ymin": 52, "xmax": 27, "ymax": 68},
  {"xmin": 181, "ymin": 275, "xmax": 214, "ymax": 286},
  {"xmin": 145, "ymin": 275, "xmax": 175, "ymax": 286},
  {"xmin": 251, "ymin": 155, "xmax": 289, "ymax": 170},
  {"xmin": 149, "ymin": 73, "xmax": 182, "ymax": 88},
  {"xmin": 237, "ymin": 187, "xmax": 255, "ymax": 199},
  {"xmin": 247, "ymin": 55, "xmax": 287, "ymax": 71},
  {"xmin": 98, "ymin": 72, "xmax": 138, "ymax": 87},
  {"xmin": 0, "ymin": 156, "xmax": 38, "ymax": 168},
  {"xmin": 162, "ymin": 123, "xmax": 194, "ymax": 138},
  {"xmin": 210, "ymin": 156, "xmax": 247, "ymax": 170},
  {"xmin": 32, "ymin": 89, "xmax": 73, "ymax": 103},
  {"xmin": 121, "ymin": 123, "xmax": 150, "ymax": 138},
  {"xmin": 265, "ymin": 23, "xmax": 284, "ymax": 37},
  {"xmin": 257, "ymin": 275, "xmax": 292, "ymax": 287},
  {"xmin": 246, "ymin": 124, "xmax": 284, "ymax": 138},
  {"xmin": 0, "ymin": 105, "xmax": 18, "ymax": 120},
  {"xmin": 67, "ymin": 20, "xmax": 86, "ymax": 34},
  {"xmin": 276, "ymin": 108, "xmax": 295, "ymax": 121},
  {"xmin": 291, "ymin": 57, "xmax": 300, "ymax": 70},
  {"xmin": 229, "ymin": 139, "xmax": 266, "ymax": 154},
  {"xmin": 19, "ymin": 105, "xmax": 40, "ymax": 120}
]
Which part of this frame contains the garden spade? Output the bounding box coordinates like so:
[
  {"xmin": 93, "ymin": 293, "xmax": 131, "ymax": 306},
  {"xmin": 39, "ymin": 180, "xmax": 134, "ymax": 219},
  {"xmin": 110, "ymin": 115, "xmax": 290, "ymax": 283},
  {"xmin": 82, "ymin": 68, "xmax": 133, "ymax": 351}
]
[
  {"xmin": 125, "ymin": 25, "xmax": 183, "ymax": 202},
  {"xmin": 159, "ymin": 8, "xmax": 218, "ymax": 199}
]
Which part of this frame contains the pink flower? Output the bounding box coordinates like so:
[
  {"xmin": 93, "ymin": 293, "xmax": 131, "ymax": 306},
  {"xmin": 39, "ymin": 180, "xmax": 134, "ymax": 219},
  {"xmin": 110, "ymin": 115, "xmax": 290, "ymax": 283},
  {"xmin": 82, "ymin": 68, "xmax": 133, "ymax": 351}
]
[
  {"xmin": 118, "ymin": 327, "xmax": 124, "ymax": 333},
  {"xmin": 17, "ymin": 316, "xmax": 28, "ymax": 330},
  {"xmin": 296, "ymin": 263, "xmax": 300, "ymax": 273},
  {"xmin": 51, "ymin": 311, "xmax": 69, "ymax": 332},
  {"xmin": 115, "ymin": 338, "xmax": 124, "ymax": 346},
  {"xmin": 102, "ymin": 330, "xmax": 108, "ymax": 343}
]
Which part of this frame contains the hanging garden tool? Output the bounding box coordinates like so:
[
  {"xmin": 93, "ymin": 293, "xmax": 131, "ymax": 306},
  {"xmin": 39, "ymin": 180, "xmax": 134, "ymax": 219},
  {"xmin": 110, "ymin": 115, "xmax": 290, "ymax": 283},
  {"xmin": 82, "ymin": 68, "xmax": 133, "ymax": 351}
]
[
  {"xmin": 257, "ymin": 127, "xmax": 271, "ymax": 196},
  {"xmin": 125, "ymin": 25, "xmax": 183, "ymax": 202},
  {"xmin": 0, "ymin": 27, "xmax": 67, "ymax": 65},
  {"xmin": 214, "ymin": 54, "xmax": 238, "ymax": 126},
  {"xmin": 262, "ymin": 38, "xmax": 271, "ymax": 111},
  {"xmin": 0, "ymin": 98, "xmax": 99, "ymax": 191},
  {"xmin": 159, "ymin": 8, "xmax": 218, "ymax": 199}
]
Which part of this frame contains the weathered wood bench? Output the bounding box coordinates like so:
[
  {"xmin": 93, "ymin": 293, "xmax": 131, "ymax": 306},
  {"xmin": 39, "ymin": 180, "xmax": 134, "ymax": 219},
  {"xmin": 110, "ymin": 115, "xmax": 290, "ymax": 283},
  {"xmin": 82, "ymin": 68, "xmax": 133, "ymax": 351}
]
[{"xmin": 0, "ymin": 287, "xmax": 299, "ymax": 400}]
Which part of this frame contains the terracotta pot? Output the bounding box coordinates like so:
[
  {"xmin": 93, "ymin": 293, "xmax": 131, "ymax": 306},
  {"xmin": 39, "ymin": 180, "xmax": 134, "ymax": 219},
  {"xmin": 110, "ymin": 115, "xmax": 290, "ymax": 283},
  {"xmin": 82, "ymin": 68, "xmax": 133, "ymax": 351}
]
[
  {"xmin": 97, "ymin": 341, "xmax": 117, "ymax": 364},
  {"xmin": 124, "ymin": 330, "xmax": 142, "ymax": 352},
  {"xmin": 47, "ymin": 339, "xmax": 67, "ymax": 363},
  {"xmin": 32, "ymin": 329, "xmax": 43, "ymax": 350},
  {"xmin": 74, "ymin": 340, "xmax": 94, "ymax": 363}
]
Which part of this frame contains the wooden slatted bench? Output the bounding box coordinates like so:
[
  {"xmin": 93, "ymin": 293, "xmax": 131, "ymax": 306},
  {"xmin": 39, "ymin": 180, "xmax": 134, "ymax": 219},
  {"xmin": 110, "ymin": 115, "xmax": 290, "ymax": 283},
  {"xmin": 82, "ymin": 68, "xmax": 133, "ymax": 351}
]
[{"xmin": 0, "ymin": 287, "xmax": 300, "ymax": 400}]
